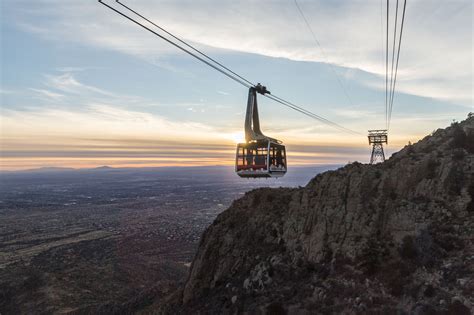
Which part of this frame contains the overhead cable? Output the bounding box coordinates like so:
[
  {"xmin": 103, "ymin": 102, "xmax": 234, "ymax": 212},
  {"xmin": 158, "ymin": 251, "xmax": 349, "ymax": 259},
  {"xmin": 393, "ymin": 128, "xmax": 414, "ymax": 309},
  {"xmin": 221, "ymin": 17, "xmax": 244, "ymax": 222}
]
[
  {"xmin": 99, "ymin": 0, "xmax": 361, "ymax": 135},
  {"xmin": 388, "ymin": 0, "xmax": 407, "ymax": 130},
  {"xmin": 98, "ymin": 0, "xmax": 252, "ymax": 88},
  {"xmin": 293, "ymin": 0, "xmax": 355, "ymax": 108},
  {"xmin": 116, "ymin": 0, "xmax": 255, "ymax": 88},
  {"xmin": 388, "ymin": 0, "xmax": 399, "ymax": 129},
  {"xmin": 385, "ymin": 0, "xmax": 389, "ymax": 129},
  {"xmin": 265, "ymin": 93, "xmax": 362, "ymax": 135}
]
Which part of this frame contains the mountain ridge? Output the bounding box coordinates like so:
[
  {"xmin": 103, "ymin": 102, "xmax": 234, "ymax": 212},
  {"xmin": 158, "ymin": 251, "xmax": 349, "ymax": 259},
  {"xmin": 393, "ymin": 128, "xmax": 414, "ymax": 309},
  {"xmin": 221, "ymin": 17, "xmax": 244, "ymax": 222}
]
[{"xmin": 160, "ymin": 115, "xmax": 474, "ymax": 314}]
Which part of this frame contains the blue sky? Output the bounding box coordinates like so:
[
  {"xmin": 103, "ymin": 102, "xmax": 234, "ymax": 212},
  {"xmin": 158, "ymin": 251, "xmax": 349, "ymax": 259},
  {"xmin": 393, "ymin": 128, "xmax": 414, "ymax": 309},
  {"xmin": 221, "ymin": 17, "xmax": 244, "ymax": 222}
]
[{"xmin": 0, "ymin": 0, "xmax": 472, "ymax": 170}]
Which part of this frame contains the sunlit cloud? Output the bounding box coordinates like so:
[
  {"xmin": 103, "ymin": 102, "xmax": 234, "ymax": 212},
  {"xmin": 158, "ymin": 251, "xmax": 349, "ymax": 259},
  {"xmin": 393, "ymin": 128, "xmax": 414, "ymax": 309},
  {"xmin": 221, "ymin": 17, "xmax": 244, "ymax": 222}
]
[
  {"xmin": 1, "ymin": 1, "xmax": 472, "ymax": 171},
  {"xmin": 44, "ymin": 73, "xmax": 114, "ymax": 97},
  {"xmin": 8, "ymin": 0, "xmax": 472, "ymax": 106},
  {"xmin": 2, "ymin": 68, "xmax": 469, "ymax": 171},
  {"xmin": 30, "ymin": 88, "xmax": 65, "ymax": 101},
  {"xmin": 0, "ymin": 88, "xmax": 16, "ymax": 95},
  {"xmin": 56, "ymin": 66, "xmax": 89, "ymax": 72},
  {"xmin": 332, "ymin": 108, "xmax": 378, "ymax": 119},
  {"xmin": 0, "ymin": 72, "xmax": 374, "ymax": 170}
]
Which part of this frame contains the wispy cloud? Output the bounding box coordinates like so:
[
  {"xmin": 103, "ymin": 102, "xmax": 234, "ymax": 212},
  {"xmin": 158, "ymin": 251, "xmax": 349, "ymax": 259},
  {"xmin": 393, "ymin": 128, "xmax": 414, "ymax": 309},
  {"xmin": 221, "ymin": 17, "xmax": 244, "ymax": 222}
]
[
  {"xmin": 332, "ymin": 108, "xmax": 378, "ymax": 119},
  {"xmin": 30, "ymin": 88, "xmax": 64, "ymax": 101},
  {"xmin": 44, "ymin": 73, "xmax": 113, "ymax": 97},
  {"xmin": 56, "ymin": 66, "xmax": 89, "ymax": 72},
  {"xmin": 2, "ymin": 73, "xmax": 225, "ymax": 144},
  {"xmin": 0, "ymin": 88, "xmax": 15, "ymax": 95},
  {"xmin": 0, "ymin": 71, "xmax": 374, "ymax": 170},
  {"xmin": 8, "ymin": 0, "xmax": 472, "ymax": 106},
  {"xmin": 1, "ymin": 1, "xmax": 472, "ymax": 170}
]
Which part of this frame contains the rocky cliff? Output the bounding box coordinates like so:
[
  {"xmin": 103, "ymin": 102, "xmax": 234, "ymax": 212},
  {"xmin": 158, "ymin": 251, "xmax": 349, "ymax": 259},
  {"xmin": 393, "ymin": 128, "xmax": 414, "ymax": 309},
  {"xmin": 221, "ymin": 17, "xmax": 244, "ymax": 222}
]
[{"xmin": 166, "ymin": 115, "xmax": 474, "ymax": 314}]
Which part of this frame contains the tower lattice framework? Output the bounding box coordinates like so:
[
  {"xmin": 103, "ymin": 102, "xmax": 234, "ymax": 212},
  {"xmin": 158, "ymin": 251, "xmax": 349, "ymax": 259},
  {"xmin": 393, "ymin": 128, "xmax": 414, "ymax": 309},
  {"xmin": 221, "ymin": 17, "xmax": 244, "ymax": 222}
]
[{"xmin": 368, "ymin": 130, "xmax": 388, "ymax": 164}]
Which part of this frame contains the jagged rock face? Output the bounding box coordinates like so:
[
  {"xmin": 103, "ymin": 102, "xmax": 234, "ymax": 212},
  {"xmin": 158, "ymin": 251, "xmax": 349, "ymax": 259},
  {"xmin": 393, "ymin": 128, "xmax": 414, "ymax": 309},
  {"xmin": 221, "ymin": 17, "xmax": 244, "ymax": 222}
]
[{"xmin": 180, "ymin": 116, "xmax": 474, "ymax": 314}]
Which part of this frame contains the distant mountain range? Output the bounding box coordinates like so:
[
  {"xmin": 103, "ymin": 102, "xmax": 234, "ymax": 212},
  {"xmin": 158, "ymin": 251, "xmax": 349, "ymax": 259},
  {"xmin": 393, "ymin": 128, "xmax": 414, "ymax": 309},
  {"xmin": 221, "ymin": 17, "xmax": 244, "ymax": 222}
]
[
  {"xmin": 1, "ymin": 165, "xmax": 342, "ymax": 175},
  {"xmin": 1, "ymin": 166, "xmax": 115, "ymax": 173}
]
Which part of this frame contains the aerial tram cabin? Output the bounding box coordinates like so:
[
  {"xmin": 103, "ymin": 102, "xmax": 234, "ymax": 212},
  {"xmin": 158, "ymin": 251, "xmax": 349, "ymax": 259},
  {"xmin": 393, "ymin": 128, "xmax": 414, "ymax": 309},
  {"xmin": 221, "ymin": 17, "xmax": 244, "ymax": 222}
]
[
  {"xmin": 236, "ymin": 140, "xmax": 287, "ymax": 178},
  {"xmin": 235, "ymin": 85, "xmax": 287, "ymax": 178}
]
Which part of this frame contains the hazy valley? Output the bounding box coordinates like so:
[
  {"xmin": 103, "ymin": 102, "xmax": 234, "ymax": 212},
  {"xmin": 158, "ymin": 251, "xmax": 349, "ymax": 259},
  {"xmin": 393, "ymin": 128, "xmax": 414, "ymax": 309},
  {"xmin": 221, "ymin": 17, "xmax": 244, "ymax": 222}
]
[{"xmin": 0, "ymin": 165, "xmax": 336, "ymax": 313}]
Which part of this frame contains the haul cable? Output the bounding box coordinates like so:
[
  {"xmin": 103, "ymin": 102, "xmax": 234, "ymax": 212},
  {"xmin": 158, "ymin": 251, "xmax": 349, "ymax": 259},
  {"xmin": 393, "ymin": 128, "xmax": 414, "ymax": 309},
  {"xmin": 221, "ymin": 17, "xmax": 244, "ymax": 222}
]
[
  {"xmin": 293, "ymin": 0, "xmax": 356, "ymax": 108},
  {"xmin": 99, "ymin": 0, "xmax": 361, "ymax": 135},
  {"xmin": 388, "ymin": 0, "xmax": 407, "ymax": 130}
]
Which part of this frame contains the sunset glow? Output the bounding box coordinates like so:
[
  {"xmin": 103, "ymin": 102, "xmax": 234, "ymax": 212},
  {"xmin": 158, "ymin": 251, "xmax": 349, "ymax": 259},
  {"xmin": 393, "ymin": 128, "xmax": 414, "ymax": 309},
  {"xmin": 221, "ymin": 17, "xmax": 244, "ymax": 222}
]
[{"xmin": 1, "ymin": 1, "xmax": 471, "ymax": 171}]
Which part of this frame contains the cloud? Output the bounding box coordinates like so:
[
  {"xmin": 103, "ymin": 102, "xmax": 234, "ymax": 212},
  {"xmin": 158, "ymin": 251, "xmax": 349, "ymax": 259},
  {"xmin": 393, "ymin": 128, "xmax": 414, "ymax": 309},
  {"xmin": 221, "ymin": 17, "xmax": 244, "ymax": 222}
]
[
  {"xmin": 7, "ymin": 0, "xmax": 472, "ymax": 106},
  {"xmin": 1, "ymin": 105, "xmax": 214, "ymax": 139},
  {"xmin": 3, "ymin": 70, "xmax": 466, "ymax": 171},
  {"xmin": 1, "ymin": 70, "xmax": 207, "ymax": 140},
  {"xmin": 332, "ymin": 108, "xmax": 378, "ymax": 119},
  {"xmin": 44, "ymin": 73, "xmax": 114, "ymax": 97},
  {"xmin": 34, "ymin": 72, "xmax": 145, "ymax": 109},
  {"xmin": 2, "ymin": 72, "xmax": 218, "ymax": 141},
  {"xmin": 0, "ymin": 102, "xmax": 369, "ymax": 170},
  {"xmin": 30, "ymin": 88, "xmax": 64, "ymax": 101},
  {"xmin": 56, "ymin": 67, "xmax": 89, "ymax": 72},
  {"xmin": 0, "ymin": 89, "xmax": 15, "ymax": 95},
  {"xmin": 0, "ymin": 70, "xmax": 375, "ymax": 170}
]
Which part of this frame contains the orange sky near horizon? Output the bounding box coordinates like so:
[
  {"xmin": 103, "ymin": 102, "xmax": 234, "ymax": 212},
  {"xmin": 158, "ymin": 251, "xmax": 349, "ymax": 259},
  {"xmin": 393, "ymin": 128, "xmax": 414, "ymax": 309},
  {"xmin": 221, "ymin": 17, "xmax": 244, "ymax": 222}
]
[
  {"xmin": 0, "ymin": 131, "xmax": 419, "ymax": 171},
  {"xmin": 1, "ymin": 0, "xmax": 471, "ymax": 172},
  {"xmin": 0, "ymin": 102, "xmax": 456, "ymax": 171}
]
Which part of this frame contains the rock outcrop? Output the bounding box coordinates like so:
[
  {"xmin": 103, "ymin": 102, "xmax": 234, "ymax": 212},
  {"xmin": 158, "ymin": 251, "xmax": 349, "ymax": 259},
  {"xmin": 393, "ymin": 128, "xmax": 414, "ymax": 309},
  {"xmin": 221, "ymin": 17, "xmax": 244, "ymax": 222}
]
[{"xmin": 169, "ymin": 115, "xmax": 474, "ymax": 314}]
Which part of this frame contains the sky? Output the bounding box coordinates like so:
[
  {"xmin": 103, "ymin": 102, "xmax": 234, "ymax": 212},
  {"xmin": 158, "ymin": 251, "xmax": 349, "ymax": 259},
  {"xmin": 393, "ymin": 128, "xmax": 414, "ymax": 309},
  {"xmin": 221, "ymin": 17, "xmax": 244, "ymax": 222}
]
[{"xmin": 0, "ymin": 0, "xmax": 472, "ymax": 170}]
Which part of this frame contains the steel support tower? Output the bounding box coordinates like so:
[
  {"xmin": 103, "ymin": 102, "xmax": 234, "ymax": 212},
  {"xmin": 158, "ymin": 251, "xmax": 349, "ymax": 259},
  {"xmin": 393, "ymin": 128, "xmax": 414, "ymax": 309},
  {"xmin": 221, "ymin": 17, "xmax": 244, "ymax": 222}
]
[{"xmin": 368, "ymin": 130, "xmax": 388, "ymax": 164}]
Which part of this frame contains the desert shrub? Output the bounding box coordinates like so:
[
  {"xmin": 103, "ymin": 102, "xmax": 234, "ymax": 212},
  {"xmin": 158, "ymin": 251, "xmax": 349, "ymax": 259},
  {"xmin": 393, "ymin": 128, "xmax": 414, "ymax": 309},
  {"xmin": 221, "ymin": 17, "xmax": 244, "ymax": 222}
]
[
  {"xmin": 450, "ymin": 123, "xmax": 467, "ymax": 149},
  {"xmin": 432, "ymin": 224, "xmax": 464, "ymax": 252},
  {"xmin": 378, "ymin": 260, "xmax": 412, "ymax": 297},
  {"xmin": 360, "ymin": 173, "xmax": 379, "ymax": 204},
  {"xmin": 399, "ymin": 235, "xmax": 417, "ymax": 260},
  {"xmin": 0, "ymin": 286, "xmax": 13, "ymax": 310},
  {"xmin": 444, "ymin": 164, "xmax": 464, "ymax": 195},
  {"xmin": 424, "ymin": 284, "xmax": 435, "ymax": 297},
  {"xmin": 266, "ymin": 302, "xmax": 287, "ymax": 315},
  {"xmin": 251, "ymin": 193, "xmax": 261, "ymax": 207},
  {"xmin": 405, "ymin": 143, "xmax": 414, "ymax": 155},
  {"xmin": 450, "ymin": 119, "xmax": 474, "ymax": 153},
  {"xmin": 22, "ymin": 268, "xmax": 42, "ymax": 291},
  {"xmin": 467, "ymin": 182, "xmax": 474, "ymax": 212},
  {"xmin": 452, "ymin": 148, "xmax": 465, "ymax": 160},
  {"xmin": 466, "ymin": 130, "xmax": 474, "ymax": 153},
  {"xmin": 412, "ymin": 304, "xmax": 438, "ymax": 314},
  {"xmin": 389, "ymin": 191, "xmax": 397, "ymax": 200},
  {"xmin": 400, "ymin": 231, "xmax": 442, "ymax": 268},
  {"xmin": 448, "ymin": 300, "xmax": 471, "ymax": 315},
  {"xmin": 414, "ymin": 230, "xmax": 440, "ymax": 268},
  {"xmin": 359, "ymin": 235, "xmax": 390, "ymax": 275},
  {"xmin": 382, "ymin": 178, "xmax": 397, "ymax": 200},
  {"xmin": 424, "ymin": 158, "xmax": 440, "ymax": 179}
]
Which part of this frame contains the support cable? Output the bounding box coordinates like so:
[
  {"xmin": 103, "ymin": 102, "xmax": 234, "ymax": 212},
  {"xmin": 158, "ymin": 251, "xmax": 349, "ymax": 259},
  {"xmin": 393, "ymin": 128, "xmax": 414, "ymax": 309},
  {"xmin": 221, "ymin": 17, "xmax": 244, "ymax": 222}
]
[
  {"xmin": 380, "ymin": 0, "xmax": 385, "ymax": 101},
  {"xmin": 116, "ymin": 0, "xmax": 255, "ymax": 88},
  {"xmin": 266, "ymin": 93, "xmax": 362, "ymax": 135},
  {"xmin": 388, "ymin": 0, "xmax": 399, "ymax": 129},
  {"xmin": 388, "ymin": 0, "xmax": 407, "ymax": 130},
  {"xmin": 98, "ymin": 0, "xmax": 252, "ymax": 88},
  {"xmin": 293, "ymin": 0, "xmax": 355, "ymax": 108},
  {"xmin": 385, "ymin": 0, "xmax": 389, "ymax": 129},
  {"xmin": 98, "ymin": 0, "xmax": 361, "ymax": 135}
]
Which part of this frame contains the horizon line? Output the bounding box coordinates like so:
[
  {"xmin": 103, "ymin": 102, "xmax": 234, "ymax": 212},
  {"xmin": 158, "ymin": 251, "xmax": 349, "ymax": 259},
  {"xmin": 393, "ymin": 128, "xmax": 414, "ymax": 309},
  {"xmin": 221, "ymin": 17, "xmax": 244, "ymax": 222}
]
[{"xmin": 0, "ymin": 163, "xmax": 347, "ymax": 174}]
